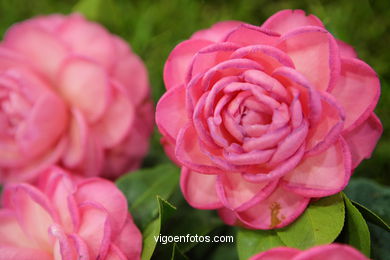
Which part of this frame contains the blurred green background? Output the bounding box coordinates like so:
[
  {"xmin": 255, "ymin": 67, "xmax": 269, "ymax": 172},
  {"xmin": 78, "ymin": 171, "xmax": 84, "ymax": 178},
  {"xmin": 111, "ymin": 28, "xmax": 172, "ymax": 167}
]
[{"xmin": 0, "ymin": 0, "xmax": 389, "ymax": 259}]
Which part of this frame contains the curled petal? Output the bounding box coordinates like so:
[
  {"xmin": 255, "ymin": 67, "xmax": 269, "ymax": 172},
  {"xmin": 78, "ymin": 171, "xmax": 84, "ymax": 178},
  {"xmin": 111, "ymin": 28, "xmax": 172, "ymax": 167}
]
[
  {"xmin": 113, "ymin": 216, "xmax": 142, "ymax": 260},
  {"xmin": 191, "ymin": 21, "xmax": 243, "ymax": 42},
  {"xmin": 180, "ymin": 168, "xmax": 222, "ymax": 209},
  {"xmin": 337, "ymin": 39, "xmax": 357, "ymax": 58},
  {"xmin": 223, "ymin": 24, "xmax": 279, "ymax": 46}
]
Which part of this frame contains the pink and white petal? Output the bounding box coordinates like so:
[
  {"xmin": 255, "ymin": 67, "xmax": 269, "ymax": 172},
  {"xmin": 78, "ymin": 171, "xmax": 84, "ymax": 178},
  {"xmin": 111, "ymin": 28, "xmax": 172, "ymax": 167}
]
[
  {"xmin": 105, "ymin": 244, "xmax": 128, "ymax": 260},
  {"xmin": 78, "ymin": 203, "xmax": 111, "ymax": 260},
  {"xmin": 180, "ymin": 167, "xmax": 223, "ymax": 209},
  {"xmin": 223, "ymin": 24, "xmax": 280, "ymax": 46},
  {"xmin": 283, "ymin": 138, "xmax": 351, "ymax": 197},
  {"xmin": 236, "ymin": 184, "xmax": 310, "ymax": 229},
  {"xmin": 277, "ymin": 26, "xmax": 340, "ymax": 92},
  {"xmin": 0, "ymin": 209, "xmax": 32, "ymax": 248},
  {"xmin": 57, "ymin": 57, "xmax": 111, "ymax": 123},
  {"xmin": 4, "ymin": 25, "xmax": 68, "ymax": 78},
  {"xmin": 163, "ymin": 39, "xmax": 213, "ymax": 89},
  {"xmin": 343, "ymin": 114, "xmax": 382, "ymax": 169},
  {"xmin": 113, "ymin": 216, "xmax": 142, "ymax": 260},
  {"xmin": 156, "ymin": 85, "xmax": 188, "ymax": 142},
  {"xmin": 331, "ymin": 58, "xmax": 380, "ymax": 132},
  {"xmin": 93, "ymin": 82, "xmax": 135, "ymax": 148},
  {"xmin": 62, "ymin": 109, "xmax": 88, "ymax": 168},
  {"xmin": 294, "ymin": 244, "xmax": 369, "ymax": 260},
  {"xmin": 191, "ymin": 21, "xmax": 243, "ymax": 42},
  {"xmin": 216, "ymin": 173, "xmax": 278, "ymax": 211},
  {"xmin": 250, "ymin": 247, "xmax": 301, "ymax": 260},
  {"xmin": 261, "ymin": 9, "xmax": 324, "ymax": 35},
  {"xmin": 305, "ymin": 92, "xmax": 345, "ymax": 156},
  {"xmin": 175, "ymin": 123, "xmax": 224, "ymax": 174},
  {"xmin": 0, "ymin": 246, "xmax": 52, "ymax": 260},
  {"xmin": 50, "ymin": 224, "xmax": 78, "ymax": 260},
  {"xmin": 68, "ymin": 234, "xmax": 90, "ymax": 260},
  {"xmin": 76, "ymin": 178, "xmax": 128, "ymax": 236},
  {"xmin": 337, "ymin": 39, "xmax": 357, "ymax": 58},
  {"xmin": 111, "ymin": 53, "xmax": 149, "ymax": 106}
]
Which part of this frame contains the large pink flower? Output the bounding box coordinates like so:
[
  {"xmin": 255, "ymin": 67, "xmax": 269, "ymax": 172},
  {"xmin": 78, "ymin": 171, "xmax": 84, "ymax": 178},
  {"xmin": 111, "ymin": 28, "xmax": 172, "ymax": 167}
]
[
  {"xmin": 0, "ymin": 167, "xmax": 142, "ymax": 260},
  {"xmin": 250, "ymin": 244, "xmax": 369, "ymax": 260},
  {"xmin": 0, "ymin": 14, "xmax": 153, "ymax": 183},
  {"xmin": 156, "ymin": 10, "xmax": 382, "ymax": 229}
]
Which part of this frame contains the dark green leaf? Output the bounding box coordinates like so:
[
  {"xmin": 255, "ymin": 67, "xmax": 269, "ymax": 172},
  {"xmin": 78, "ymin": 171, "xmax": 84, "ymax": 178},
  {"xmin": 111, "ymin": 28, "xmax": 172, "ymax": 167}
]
[
  {"xmin": 72, "ymin": 0, "xmax": 103, "ymax": 20},
  {"xmin": 141, "ymin": 196, "xmax": 176, "ymax": 260},
  {"xmin": 116, "ymin": 164, "xmax": 180, "ymax": 230},
  {"xmin": 352, "ymin": 201, "xmax": 390, "ymax": 231},
  {"xmin": 276, "ymin": 193, "xmax": 345, "ymax": 249},
  {"xmin": 171, "ymin": 243, "xmax": 189, "ymax": 260},
  {"xmin": 236, "ymin": 228, "xmax": 285, "ymax": 260},
  {"xmin": 342, "ymin": 193, "xmax": 371, "ymax": 257}
]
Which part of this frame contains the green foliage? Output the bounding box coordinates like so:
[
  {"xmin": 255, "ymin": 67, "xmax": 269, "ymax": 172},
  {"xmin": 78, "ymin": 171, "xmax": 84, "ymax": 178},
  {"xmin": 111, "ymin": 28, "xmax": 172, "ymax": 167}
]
[
  {"xmin": 276, "ymin": 193, "xmax": 345, "ymax": 250},
  {"xmin": 72, "ymin": 0, "xmax": 103, "ymax": 20}
]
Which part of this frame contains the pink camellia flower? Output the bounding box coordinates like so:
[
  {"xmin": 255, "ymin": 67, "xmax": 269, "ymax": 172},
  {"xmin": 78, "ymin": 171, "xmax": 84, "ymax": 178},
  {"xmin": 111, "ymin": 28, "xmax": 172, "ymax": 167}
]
[
  {"xmin": 156, "ymin": 10, "xmax": 382, "ymax": 229},
  {"xmin": 0, "ymin": 14, "xmax": 153, "ymax": 183},
  {"xmin": 250, "ymin": 244, "xmax": 369, "ymax": 260},
  {"xmin": 0, "ymin": 167, "xmax": 142, "ymax": 259}
]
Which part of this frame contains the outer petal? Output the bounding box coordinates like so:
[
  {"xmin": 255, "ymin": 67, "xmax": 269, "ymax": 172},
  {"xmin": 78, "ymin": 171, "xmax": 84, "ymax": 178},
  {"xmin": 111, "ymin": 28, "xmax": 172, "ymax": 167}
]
[
  {"xmin": 180, "ymin": 168, "xmax": 223, "ymax": 209},
  {"xmin": 223, "ymin": 24, "xmax": 279, "ymax": 46},
  {"xmin": 283, "ymin": 138, "xmax": 351, "ymax": 197},
  {"xmin": 337, "ymin": 39, "xmax": 357, "ymax": 58},
  {"xmin": 113, "ymin": 216, "xmax": 142, "ymax": 260},
  {"xmin": 156, "ymin": 85, "xmax": 188, "ymax": 142},
  {"xmin": 250, "ymin": 247, "xmax": 301, "ymax": 260},
  {"xmin": 236, "ymin": 184, "xmax": 310, "ymax": 229},
  {"xmin": 294, "ymin": 244, "xmax": 369, "ymax": 260},
  {"xmin": 261, "ymin": 9, "xmax": 324, "ymax": 35},
  {"xmin": 277, "ymin": 26, "xmax": 340, "ymax": 92},
  {"xmin": 343, "ymin": 114, "xmax": 383, "ymax": 168},
  {"xmin": 331, "ymin": 58, "xmax": 380, "ymax": 132},
  {"xmin": 191, "ymin": 21, "xmax": 243, "ymax": 42},
  {"xmin": 0, "ymin": 246, "xmax": 51, "ymax": 260},
  {"xmin": 0, "ymin": 209, "xmax": 32, "ymax": 248},
  {"xmin": 163, "ymin": 39, "xmax": 213, "ymax": 89}
]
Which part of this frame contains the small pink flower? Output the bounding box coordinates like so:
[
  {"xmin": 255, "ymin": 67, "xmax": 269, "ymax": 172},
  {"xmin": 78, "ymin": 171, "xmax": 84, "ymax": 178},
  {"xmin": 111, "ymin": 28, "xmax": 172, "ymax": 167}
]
[
  {"xmin": 250, "ymin": 244, "xmax": 369, "ymax": 260},
  {"xmin": 0, "ymin": 167, "xmax": 142, "ymax": 259},
  {"xmin": 156, "ymin": 10, "xmax": 382, "ymax": 229},
  {"xmin": 0, "ymin": 14, "xmax": 153, "ymax": 183}
]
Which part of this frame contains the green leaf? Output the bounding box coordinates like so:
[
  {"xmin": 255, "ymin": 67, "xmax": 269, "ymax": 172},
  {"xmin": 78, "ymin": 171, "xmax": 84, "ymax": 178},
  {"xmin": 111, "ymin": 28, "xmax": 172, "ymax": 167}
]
[
  {"xmin": 342, "ymin": 193, "xmax": 371, "ymax": 257},
  {"xmin": 116, "ymin": 163, "xmax": 180, "ymax": 230},
  {"xmin": 276, "ymin": 193, "xmax": 345, "ymax": 249},
  {"xmin": 73, "ymin": 0, "xmax": 103, "ymax": 20},
  {"xmin": 352, "ymin": 201, "xmax": 390, "ymax": 231},
  {"xmin": 236, "ymin": 228, "xmax": 285, "ymax": 260},
  {"xmin": 171, "ymin": 243, "xmax": 188, "ymax": 260},
  {"xmin": 141, "ymin": 196, "xmax": 176, "ymax": 260}
]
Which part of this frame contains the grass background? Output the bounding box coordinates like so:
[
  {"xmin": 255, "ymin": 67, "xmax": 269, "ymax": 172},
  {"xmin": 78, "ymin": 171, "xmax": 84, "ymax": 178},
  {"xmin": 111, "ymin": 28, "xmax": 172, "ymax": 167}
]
[{"xmin": 0, "ymin": 0, "xmax": 389, "ymax": 259}]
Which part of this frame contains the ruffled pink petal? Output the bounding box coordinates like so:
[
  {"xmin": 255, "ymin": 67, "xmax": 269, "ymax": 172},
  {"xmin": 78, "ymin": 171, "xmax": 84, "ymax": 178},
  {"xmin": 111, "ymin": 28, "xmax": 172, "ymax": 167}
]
[
  {"xmin": 163, "ymin": 39, "xmax": 213, "ymax": 89},
  {"xmin": 191, "ymin": 21, "xmax": 243, "ymax": 42},
  {"xmin": 343, "ymin": 113, "xmax": 383, "ymax": 169},
  {"xmin": 58, "ymin": 14, "xmax": 115, "ymax": 68},
  {"xmin": 50, "ymin": 224, "xmax": 78, "ymax": 260},
  {"xmin": 62, "ymin": 109, "xmax": 88, "ymax": 168},
  {"xmin": 294, "ymin": 244, "xmax": 369, "ymax": 260},
  {"xmin": 156, "ymin": 85, "xmax": 188, "ymax": 142},
  {"xmin": 57, "ymin": 56, "xmax": 111, "ymax": 123},
  {"xmin": 78, "ymin": 203, "xmax": 111, "ymax": 260},
  {"xmin": 250, "ymin": 247, "xmax": 301, "ymax": 260},
  {"xmin": 261, "ymin": 9, "xmax": 324, "ymax": 35},
  {"xmin": 3, "ymin": 25, "xmax": 68, "ymax": 78},
  {"xmin": 336, "ymin": 39, "xmax": 357, "ymax": 58},
  {"xmin": 277, "ymin": 26, "xmax": 340, "ymax": 92},
  {"xmin": 105, "ymin": 244, "xmax": 127, "ymax": 260},
  {"xmin": 111, "ymin": 52, "xmax": 149, "ymax": 106},
  {"xmin": 216, "ymin": 173, "xmax": 278, "ymax": 211},
  {"xmin": 0, "ymin": 246, "xmax": 52, "ymax": 260},
  {"xmin": 218, "ymin": 207, "xmax": 238, "ymax": 226},
  {"xmin": 283, "ymin": 138, "xmax": 351, "ymax": 197},
  {"xmin": 223, "ymin": 24, "xmax": 279, "ymax": 46},
  {"xmin": 76, "ymin": 178, "xmax": 128, "ymax": 236},
  {"xmin": 68, "ymin": 234, "xmax": 90, "ymax": 260},
  {"xmin": 180, "ymin": 167, "xmax": 223, "ymax": 209},
  {"xmin": 113, "ymin": 216, "xmax": 142, "ymax": 260},
  {"xmin": 236, "ymin": 184, "xmax": 310, "ymax": 229},
  {"xmin": 175, "ymin": 123, "xmax": 224, "ymax": 174},
  {"xmin": 331, "ymin": 58, "xmax": 380, "ymax": 132},
  {"xmin": 78, "ymin": 136, "xmax": 104, "ymax": 177},
  {"xmin": 0, "ymin": 209, "xmax": 32, "ymax": 248},
  {"xmin": 93, "ymin": 82, "xmax": 135, "ymax": 148}
]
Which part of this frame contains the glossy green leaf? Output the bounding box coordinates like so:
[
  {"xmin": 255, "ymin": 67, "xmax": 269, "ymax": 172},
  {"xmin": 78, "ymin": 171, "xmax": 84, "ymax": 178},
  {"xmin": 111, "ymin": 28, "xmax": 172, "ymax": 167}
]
[
  {"xmin": 141, "ymin": 196, "xmax": 176, "ymax": 260},
  {"xmin": 171, "ymin": 243, "xmax": 189, "ymax": 260},
  {"xmin": 116, "ymin": 163, "xmax": 180, "ymax": 230},
  {"xmin": 236, "ymin": 228, "xmax": 285, "ymax": 260},
  {"xmin": 352, "ymin": 201, "xmax": 390, "ymax": 231},
  {"xmin": 276, "ymin": 193, "xmax": 345, "ymax": 249},
  {"xmin": 343, "ymin": 193, "xmax": 371, "ymax": 257},
  {"xmin": 72, "ymin": 0, "xmax": 103, "ymax": 20}
]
